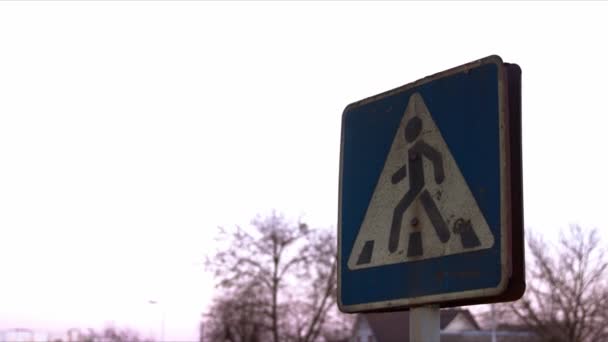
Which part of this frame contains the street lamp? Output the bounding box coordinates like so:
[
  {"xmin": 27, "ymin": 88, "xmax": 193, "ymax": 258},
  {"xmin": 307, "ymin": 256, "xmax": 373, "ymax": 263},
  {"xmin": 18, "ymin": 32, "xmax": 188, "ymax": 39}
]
[{"xmin": 148, "ymin": 300, "xmax": 165, "ymax": 342}]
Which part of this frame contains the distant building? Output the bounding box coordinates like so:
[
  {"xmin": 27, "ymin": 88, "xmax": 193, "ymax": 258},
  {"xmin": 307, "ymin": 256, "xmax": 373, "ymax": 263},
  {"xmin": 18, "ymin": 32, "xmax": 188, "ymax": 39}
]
[
  {"xmin": 349, "ymin": 309, "xmax": 537, "ymax": 342},
  {"xmin": 0, "ymin": 328, "xmax": 52, "ymax": 342}
]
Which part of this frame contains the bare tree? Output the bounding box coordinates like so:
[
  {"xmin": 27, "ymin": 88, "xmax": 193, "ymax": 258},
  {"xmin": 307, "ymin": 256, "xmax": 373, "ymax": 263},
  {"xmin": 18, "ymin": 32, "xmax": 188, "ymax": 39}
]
[
  {"xmin": 203, "ymin": 283, "xmax": 269, "ymax": 342},
  {"xmin": 204, "ymin": 212, "xmax": 341, "ymax": 342},
  {"xmin": 489, "ymin": 225, "xmax": 608, "ymax": 342},
  {"xmin": 283, "ymin": 229, "xmax": 339, "ymax": 342},
  {"xmin": 75, "ymin": 326, "xmax": 154, "ymax": 342}
]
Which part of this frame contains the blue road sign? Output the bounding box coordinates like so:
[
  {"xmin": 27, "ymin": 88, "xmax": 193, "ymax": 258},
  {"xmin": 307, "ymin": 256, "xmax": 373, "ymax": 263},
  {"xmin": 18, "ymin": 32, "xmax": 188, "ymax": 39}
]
[{"xmin": 338, "ymin": 56, "xmax": 524, "ymax": 312}]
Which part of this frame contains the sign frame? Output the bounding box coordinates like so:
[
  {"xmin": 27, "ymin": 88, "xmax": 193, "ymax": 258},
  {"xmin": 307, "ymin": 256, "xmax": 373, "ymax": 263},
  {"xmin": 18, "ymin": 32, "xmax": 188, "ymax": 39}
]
[{"xmin": 337, "ymin": 55, "xmax": 524, "ymax": 313}]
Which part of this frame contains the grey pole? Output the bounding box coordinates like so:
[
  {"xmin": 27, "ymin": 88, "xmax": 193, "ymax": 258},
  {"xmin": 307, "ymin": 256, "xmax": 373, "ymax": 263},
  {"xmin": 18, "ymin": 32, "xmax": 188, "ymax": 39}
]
[
  {"xmin": 491, "ymin": 304, "xmax": 497, "ymax": 342},
  {"xmin": 149, "ymin": 300, "xmax": 165, "ymax": 341},
  {"xmin": 161, "ymin": 309, "xmax": 166, "ymax": 342},
  {"xmin": 409, "ymin": 305, "xmax": 440, "ymax": 342}
]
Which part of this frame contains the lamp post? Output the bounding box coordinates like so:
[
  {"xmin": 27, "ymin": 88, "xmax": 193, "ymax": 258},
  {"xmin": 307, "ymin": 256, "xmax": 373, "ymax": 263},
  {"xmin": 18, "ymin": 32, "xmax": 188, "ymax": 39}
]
[{"xmin": 148, "ymin": 300, "xmax": 165, "ymax": 342}]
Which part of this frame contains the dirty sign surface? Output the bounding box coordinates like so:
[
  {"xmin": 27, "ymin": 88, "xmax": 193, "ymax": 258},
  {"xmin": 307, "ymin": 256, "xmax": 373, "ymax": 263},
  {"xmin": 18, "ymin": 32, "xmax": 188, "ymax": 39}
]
[{"xmin": 338, "ymin": 56, "xmax": 524, "ymax": 313}]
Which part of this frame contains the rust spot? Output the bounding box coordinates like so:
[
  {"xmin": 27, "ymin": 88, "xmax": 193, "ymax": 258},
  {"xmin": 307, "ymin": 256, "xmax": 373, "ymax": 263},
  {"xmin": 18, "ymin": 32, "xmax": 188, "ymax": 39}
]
[
  {"xmin": 435, "ymin": 190, "xmax": 442, "ymax": 201},
  {"xmin": 436, "ymin": 271, "xmax": 481, "ymax": 280},
  {"xmin": 455, "ymin": 271, "xmax": 481, "ymax": 278}
]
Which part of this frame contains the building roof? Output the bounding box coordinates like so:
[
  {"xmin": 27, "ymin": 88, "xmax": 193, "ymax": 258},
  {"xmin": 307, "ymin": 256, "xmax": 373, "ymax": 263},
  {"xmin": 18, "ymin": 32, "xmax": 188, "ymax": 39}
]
[
  {"xmin": 359, "ymin": 309, "xmax": 479, "ymax": 342},
  {"xmin": 441, "ymin": 330, "xmax": 538, "ymax": 342}
]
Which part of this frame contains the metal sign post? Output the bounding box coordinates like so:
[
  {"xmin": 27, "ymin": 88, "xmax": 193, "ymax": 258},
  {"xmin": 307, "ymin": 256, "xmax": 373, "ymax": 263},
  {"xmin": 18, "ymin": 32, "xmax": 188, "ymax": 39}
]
[{"xmin": 410, "ymin": 305, "xmax": 439, "ymax": 342}]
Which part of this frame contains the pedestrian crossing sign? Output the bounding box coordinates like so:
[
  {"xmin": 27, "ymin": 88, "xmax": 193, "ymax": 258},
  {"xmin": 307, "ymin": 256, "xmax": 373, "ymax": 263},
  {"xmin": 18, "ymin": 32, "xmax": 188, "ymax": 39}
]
[{"xmin": 338, "ymin": 56, "xmax": 525, "ymax": 313}]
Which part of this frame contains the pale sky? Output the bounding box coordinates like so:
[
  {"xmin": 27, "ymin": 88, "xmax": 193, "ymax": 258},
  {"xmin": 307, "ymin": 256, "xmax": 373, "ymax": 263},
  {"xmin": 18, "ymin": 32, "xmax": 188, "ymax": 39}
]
[{"xmin": 1, "ymin": 2, "xmax": 608, "ymax": 341}]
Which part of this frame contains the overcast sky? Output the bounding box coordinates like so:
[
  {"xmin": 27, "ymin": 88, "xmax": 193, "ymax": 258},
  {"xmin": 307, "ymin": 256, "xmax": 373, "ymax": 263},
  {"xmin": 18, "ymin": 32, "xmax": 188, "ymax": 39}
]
[{"xmin": 1, "ymin": 2, "xmax": 608, "ymax": 341}]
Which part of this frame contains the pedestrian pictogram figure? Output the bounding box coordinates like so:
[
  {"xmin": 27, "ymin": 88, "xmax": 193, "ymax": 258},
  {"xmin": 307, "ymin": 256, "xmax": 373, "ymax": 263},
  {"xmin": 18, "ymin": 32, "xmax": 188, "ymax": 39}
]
[{"xmin": 389, "ymin": 116, "xmax": 450, "ymax": 256}]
